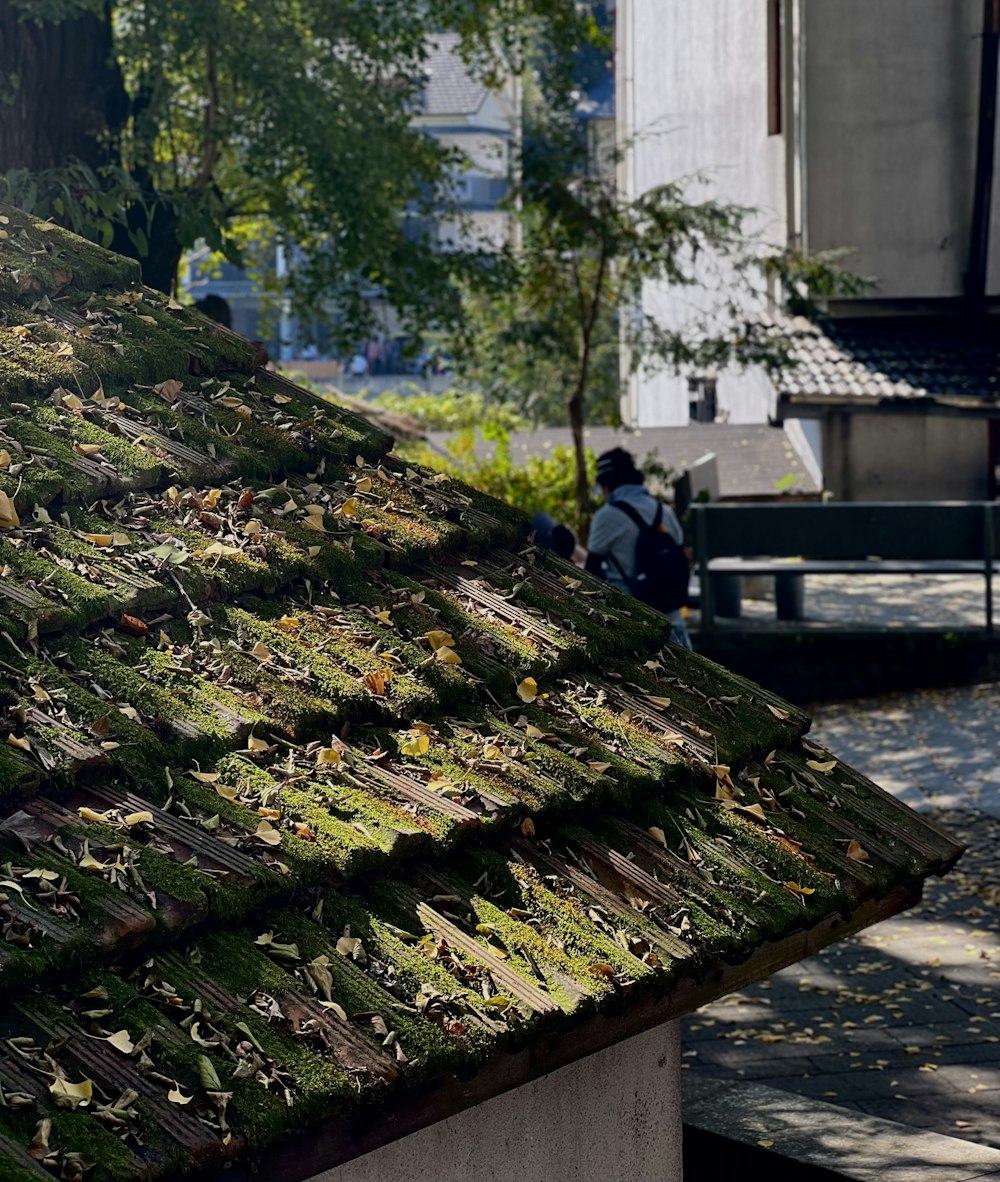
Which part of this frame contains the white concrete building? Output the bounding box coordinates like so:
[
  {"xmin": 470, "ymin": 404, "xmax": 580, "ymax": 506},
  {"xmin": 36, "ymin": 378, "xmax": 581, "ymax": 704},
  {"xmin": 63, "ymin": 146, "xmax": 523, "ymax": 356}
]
[
  {"xmin": 415, "ymin": 33, "xmax": 518, "ymax": 254},
  {"xmin": 617, "ymin": 0, "xmax": 1000, "ymax": 500}
]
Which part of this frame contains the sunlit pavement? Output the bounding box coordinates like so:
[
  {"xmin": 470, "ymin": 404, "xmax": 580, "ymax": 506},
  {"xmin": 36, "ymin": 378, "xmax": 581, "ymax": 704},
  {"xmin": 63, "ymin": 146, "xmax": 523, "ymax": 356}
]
[{"xmin": 683, "ymin": 684, "xmax": 1000, "ymax": 1148}]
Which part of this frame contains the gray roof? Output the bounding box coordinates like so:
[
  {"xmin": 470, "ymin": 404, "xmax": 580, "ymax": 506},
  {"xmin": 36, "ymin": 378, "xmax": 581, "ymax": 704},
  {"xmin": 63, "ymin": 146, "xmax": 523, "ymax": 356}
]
[
  {"xmin": 428, "ymin": 423, "xmax": 820, "ymax": 499},
  {"xmin": 780, "ymin": 318, "xmax": 1000, "ymax": 410},
  {"xmin": 421, "ymin": 33, "xmax": 488, "ymax": 117}
]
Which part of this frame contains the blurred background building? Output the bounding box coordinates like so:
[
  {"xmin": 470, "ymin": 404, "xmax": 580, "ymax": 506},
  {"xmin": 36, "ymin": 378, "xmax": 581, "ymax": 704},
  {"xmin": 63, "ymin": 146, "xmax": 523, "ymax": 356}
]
[{"xmin": 617, "ymin": 0, "xmax": 1000, "ymax": 500}]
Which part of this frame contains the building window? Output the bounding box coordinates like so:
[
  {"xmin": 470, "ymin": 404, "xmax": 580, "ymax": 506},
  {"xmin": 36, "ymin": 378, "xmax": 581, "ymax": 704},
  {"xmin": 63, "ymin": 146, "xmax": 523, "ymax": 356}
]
[
  {"xmin": 767, "ymin": 0, "xmax": 782, "ymax": 136},
  {"xmin": 689, "ymin": 377, "xmax": 718, "ymax": 424}
]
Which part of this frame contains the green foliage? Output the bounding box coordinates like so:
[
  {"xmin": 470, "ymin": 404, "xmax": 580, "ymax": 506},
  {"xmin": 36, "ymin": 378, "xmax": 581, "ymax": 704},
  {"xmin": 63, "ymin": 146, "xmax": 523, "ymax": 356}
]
[
  {"xmin": 401, "ymin": 428, "xmax": 597, "ymax": 534},
  {"xmin": 447, "ymin": 22, "xmax": 870, "ymax": 526},
  {"xmin": 2, "ymin": 0, "xmax": 598, "ymax": 341},
  {"xmin": 367, "ymin": 385, "xmax": 526, "ymax": 433}
]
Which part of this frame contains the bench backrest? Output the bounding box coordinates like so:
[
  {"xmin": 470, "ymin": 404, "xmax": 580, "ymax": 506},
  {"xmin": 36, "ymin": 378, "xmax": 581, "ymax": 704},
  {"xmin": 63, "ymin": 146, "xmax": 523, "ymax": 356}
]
[{"xmin": 691, "ymin": 502, "xmax": 1000, "ymax": 561}]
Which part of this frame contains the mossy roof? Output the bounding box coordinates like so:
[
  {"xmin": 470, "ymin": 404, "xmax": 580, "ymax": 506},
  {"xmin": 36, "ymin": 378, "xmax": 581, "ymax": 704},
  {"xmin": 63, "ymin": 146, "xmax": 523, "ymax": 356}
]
[{"xmin": 0, "ymin": 205, "xmax": 963, "ymax": 1182}]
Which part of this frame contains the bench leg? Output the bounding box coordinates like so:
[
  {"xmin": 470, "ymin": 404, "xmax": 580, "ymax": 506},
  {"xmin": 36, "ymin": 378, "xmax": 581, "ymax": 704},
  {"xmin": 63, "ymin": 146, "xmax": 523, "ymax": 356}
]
[{"xmin": 775, "ymin": 573, "xmax": 806, "ymax": 621}]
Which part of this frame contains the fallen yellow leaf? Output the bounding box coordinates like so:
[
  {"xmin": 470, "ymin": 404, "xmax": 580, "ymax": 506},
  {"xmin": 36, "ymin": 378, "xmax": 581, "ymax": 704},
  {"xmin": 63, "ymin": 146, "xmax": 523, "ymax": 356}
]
[
  {"xmin": 401, "ymin": 733, "xmax": 431, "ymax": 756},
  {"xmin": 0, "ymin": 490, "xmax": 19, "ymax": 529},
  {"xmin": 516, "ymin": 677, "xmax": 538, "ymax": 703}
]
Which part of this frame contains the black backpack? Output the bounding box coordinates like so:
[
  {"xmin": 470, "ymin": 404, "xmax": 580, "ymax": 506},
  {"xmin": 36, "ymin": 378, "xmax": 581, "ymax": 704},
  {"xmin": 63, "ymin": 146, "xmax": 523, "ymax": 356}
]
[{"xmin": 609, "ymin": 501, "xmax": 690, "ymax": 613}]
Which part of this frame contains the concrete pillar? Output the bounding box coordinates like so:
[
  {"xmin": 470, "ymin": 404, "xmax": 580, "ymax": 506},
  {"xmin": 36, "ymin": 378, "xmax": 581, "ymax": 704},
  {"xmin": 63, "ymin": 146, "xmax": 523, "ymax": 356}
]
[{"xmin": 311, "ymin": 1021, "xmax": 683, "ymax": 1182}]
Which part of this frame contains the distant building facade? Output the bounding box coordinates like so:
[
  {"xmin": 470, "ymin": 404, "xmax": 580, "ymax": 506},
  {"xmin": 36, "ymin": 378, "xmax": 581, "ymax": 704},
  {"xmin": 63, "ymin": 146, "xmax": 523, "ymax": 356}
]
[
  {"xmin": 617, "ymin": 0, "xmax": 1000, "ymax": 500},
  {"xmin": 184, "ymin": 34, "xmax": 517, "ymax": 367}
]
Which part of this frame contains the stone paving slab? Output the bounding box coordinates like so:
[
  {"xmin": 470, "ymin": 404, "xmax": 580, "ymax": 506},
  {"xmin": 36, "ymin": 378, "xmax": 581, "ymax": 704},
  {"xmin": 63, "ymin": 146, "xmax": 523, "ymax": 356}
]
[
  {"xmin": 684, "ymin": 677, "xmax": 1000, "ymax": 1152},
  {"xmin": 684, "ymin": 1076, "xmax": 1000, "ymax": 1180}
]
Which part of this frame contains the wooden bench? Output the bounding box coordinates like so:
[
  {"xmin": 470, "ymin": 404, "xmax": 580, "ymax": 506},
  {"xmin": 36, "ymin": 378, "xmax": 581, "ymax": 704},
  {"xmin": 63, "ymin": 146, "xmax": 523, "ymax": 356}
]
[{"xmin": 690, "ymin": 502, "xmax": 1000, "ymax": 632}]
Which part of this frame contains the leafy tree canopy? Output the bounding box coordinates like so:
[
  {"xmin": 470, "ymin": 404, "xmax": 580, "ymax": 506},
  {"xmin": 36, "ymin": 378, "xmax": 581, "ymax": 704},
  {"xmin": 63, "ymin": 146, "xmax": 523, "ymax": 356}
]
[{"xmin": 0, "ymin": 0, "xmax": 590, "ymax": 342}]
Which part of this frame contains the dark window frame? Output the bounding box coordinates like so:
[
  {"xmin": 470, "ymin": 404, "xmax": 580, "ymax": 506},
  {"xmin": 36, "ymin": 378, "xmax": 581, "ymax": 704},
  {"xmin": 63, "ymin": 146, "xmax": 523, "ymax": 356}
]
[{"xmin": 767, "ymin": 0, "xmax": 783, "ymax": 136}]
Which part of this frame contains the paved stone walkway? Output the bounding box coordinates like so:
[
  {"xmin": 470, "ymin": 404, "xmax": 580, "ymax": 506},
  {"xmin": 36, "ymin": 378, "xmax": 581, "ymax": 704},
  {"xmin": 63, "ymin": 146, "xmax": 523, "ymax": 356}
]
[
  {"xmin": 735, "ymin": 571, "xmax": 990, "ymax": 630},
  {"xmin": 684, "ymin": 684, "xmax": 1000, "ymax": 1150}
]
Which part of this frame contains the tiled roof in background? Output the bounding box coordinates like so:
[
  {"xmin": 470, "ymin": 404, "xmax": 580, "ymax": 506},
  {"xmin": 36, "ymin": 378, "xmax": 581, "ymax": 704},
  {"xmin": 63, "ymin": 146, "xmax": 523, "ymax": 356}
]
[
  {"xmin": 0, "ymin": 206, "xmax": 961, "ymax": 1182},
  {"xmin": 428, "ymin": 423, "xmax": 820, "ymax": 499},
  {"xmin": 780, "ymin": 318, "xmax": 1000, "ymax": 408},
  {"xmin": 420, "ymin": 34, "xmax": 488, "ymax": 117}
]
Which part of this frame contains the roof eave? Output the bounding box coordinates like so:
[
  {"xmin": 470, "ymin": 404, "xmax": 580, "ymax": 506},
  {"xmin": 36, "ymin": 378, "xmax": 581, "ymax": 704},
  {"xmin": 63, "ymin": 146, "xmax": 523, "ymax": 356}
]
[
  {"xmin": 777, "ymin": 392, "xmax": 1000, "ymax": 419},
  {"xmin": 201, "ymin": 879, "xmax": 939, "ymax": 1182}
]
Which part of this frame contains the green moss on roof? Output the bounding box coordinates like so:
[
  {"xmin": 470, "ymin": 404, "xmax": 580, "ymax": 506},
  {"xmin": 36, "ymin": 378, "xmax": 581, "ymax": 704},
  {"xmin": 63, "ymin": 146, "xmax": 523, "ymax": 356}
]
[{"xmin": 0, "ymin": 208, "xmax": 963, "ymax": 1181}]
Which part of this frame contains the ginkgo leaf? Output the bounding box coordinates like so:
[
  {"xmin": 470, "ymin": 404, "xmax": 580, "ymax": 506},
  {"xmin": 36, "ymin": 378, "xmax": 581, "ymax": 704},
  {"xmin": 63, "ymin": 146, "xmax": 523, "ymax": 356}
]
[
  {"xmin": 189, "ymin": 769, "xmax": 220, "ymax": 784},
  {"xmin": 201, "ymin": 541, "xmax": 242, "ymax": 559},
  {"xmin": 736, "ymin": 803, "xmax": 767, "ymax": 822},
  {"xmin": 254, "ymin": 820, "xmax": 282, "ymax": 846},
  {"xmin": 154, "ymin": 379, "xmax": 183, "ymax": 401},
  {"xmin": 339, "ymin": 497, "xmax": 359, "ymax": 517},
  {"xmin": 784, "ymin": 881, "xmax": 816, "ymax": 897},
  {"xmin": 124, "ymin": 811, "xmax": 154, "ymax": 827},
  {"xmin": 355, "ymin": 477, "xmax": 373, "ymax": 493},
  {"xmin": 167, "ymin": 1084, "xmax": 193, "ymax": 1105},
  {"xmin": 647, "ymin": 826, "xmax": 668, "ymax": 848},
  {"xmin": 435, "ymin": 646, "xmax": 462, "ymax": 665},
  {"xmin": 767, "ymin": 704, "xmax": 790, "ymax": 720},
  {"xmin": 49, "ymin": 1077, "xmax": 93, "ymax": 1108},
  {"xmin": 424, "ymin": 630, "xmax": 455, "ymax": 651},
  {"xmin": 400, "ymin": 733, "xmax": 430, "ymax": 756},
  {"xmin": 7, "ymin": 734, "xmax": 30, "ymax": 752},
  {"xmin": 247, "ymin": 735, "xmax": 271, "ymax": 752},
  {"xmin": 316, "ymin": 747, "xmax": 344, "ymax": 765},
  {"xmin": 0, "ymin": 491, "xmax": 19, "ymax": 529},
  {"xmin": 27, "ymin": 1119, "xmax": 51, "ymax": 1159},
  {"xmin": 250, "ymin": 641, "xmax": 273, "ymax": 662},
  {"xmin": 516, "ymin": 677, "xmax": 538, "ymax": 703},
  {"xmin": 73, "ymin": 442, "xmax": 104, "ymax": 457},
  {"xmin": 104, "ymin": 1029, "xmax": 135, "ymax": 1054},
  {"xmin": 275, "ymin": 615, "xmax": 300, "ymax": 633},
  {"xmin": 78, "ymin": 807, "xmax": 110, "ymax": 824},
  {"xmin": 807, "ymin": 759, "xmax": 838, "ymax": 773},
  {"xmin": 215, "ymin": 784, "xmax": 240, "ymax": 802},
  {"xmin": 588, "ymin": 761, "xmax": 612, "ymax": 774},
  {"xmin": 645, "ymin": 694, "xmax": 671, "ymax": 709},
  {"xmin": 846, "ymin": 839, "xmax": 870, "ymax": 862}
]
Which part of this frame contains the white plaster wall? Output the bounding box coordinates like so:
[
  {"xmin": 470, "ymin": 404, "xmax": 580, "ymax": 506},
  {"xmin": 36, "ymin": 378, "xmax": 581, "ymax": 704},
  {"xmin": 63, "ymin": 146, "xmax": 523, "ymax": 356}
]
[
  {"xmin": 803, "ymin": 0, "xmax": 984, "ymax": 300},
  {"xmin": 622, "ymin": 0, "xmax": 788, "ymax": 428},
  {"xmin": 311, "ymin": 1021, "xmax": 683, "ymax": 1182}
]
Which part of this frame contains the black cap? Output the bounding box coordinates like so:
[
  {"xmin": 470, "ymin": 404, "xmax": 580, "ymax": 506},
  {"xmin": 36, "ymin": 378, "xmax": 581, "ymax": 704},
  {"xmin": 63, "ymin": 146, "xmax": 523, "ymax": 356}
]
[{"xmin": 596, "ymin": 447, "xmax": 643, "ymax": 490}]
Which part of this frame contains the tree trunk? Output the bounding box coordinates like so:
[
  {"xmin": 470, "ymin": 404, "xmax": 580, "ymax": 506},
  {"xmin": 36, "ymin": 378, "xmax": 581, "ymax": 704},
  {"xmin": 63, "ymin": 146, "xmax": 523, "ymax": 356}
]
[
  {"xmin": 0, "ymin": 3, "xmax": 182, "ymax": 293},
  {"xmin": 0, "ymin": 1, "xmax": 123, "ymax": 173},
  {"xmin": 111, "ymin": 189, "xmax": 183, "ymax": 294},
  {"xmin": 567, "ymin": 378, "xmax": 590, "ymax": 541}
]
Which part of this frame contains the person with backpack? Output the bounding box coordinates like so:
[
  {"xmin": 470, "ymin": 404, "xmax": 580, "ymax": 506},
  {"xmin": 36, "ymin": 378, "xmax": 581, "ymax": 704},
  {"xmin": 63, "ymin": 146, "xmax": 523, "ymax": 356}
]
[{"xmin": 584, "ymin": 447, "xmax": 693, "ymax": 649}]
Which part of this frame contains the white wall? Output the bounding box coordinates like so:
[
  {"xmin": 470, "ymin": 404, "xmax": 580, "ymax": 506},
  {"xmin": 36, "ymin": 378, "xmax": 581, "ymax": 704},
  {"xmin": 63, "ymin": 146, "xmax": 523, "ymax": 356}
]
[
  {"xmin": 311, "ymin": 1021, "xmax": 683, "ymax": 1182},
  {"xmin": 803, "ymin": 0, "xmax": 985, "ymax": 300},
  {"xmin": 622, "ymin": 0, "xmax": 788, "ymax": 428}
]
